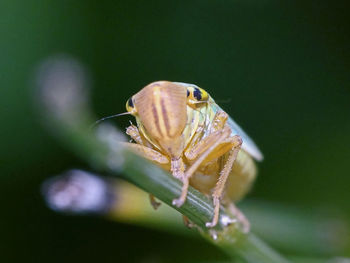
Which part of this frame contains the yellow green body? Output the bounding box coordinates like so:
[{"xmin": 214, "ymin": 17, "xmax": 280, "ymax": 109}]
[
  {"xmin": 123, "ymin": 81, "xmax": 262, "ymax": 228},
  {"xmin": 179, "ymin": 95, "xmax": 257, "ymax": 202}
]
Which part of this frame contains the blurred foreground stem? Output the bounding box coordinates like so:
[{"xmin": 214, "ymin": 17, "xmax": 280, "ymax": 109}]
[
  {"xmin": 36, "ymin": 57, "xmax": 290, "ymax": 263},
  {"xmin": 122, "ymin": 151, "xmax": 289, "ymax": 263}
]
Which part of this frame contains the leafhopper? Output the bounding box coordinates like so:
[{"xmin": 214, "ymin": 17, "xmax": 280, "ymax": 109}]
[{"xmin": 121, "ymin": 81, "xmax": 263, "ymax": 230}]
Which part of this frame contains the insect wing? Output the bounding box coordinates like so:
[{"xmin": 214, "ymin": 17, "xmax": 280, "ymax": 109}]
[{"xmin": 222, "ymin": 106, "xmax": 264, "ymax": 161}]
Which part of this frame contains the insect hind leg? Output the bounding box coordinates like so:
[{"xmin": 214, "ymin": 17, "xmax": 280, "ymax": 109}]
[
  {"xmin": 227, "ymin": 202, "xmax": 250, "ymax": 233},
  {"xmin": 206, "ymin": 134, "xmax": 242, "ymax": 228}
]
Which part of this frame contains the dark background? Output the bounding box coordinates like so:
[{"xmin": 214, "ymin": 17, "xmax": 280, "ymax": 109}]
[{"xmin": 1, "ymin": 0, "xmax": 349, "ymax": 262}]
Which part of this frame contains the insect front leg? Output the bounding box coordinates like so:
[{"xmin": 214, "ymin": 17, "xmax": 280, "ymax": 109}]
[
  {"xmin": 126, "ymin": 124, "xmax": 143, "ymax": 144},
  {"xmin": 126, "ymin": 124, "xmax": 153, "ymax": 148},
  {"xmin": 209, "ymin": 110, "xmax": 228, "ymax": 133},
  {"xmin": 172, "ymin": 126, "xmax": 232, "ymax": 207},
  {"xmin": 206, "ymin": 135, "xmax": 242, "ymax": 228},
  {"xmin": 149, "ymin": 194, "xmax": 161, "ymax": 210},
  {"xmin": 121, "ymin": 142, "xmax": 169, "ymax": 210},
  {"xmin": 121, "ymin": 142, "xmax": 169, "ymax": 165},
  {"xmin": 170, "ymin": 158, "xmax": 186, "ymax": 207}
]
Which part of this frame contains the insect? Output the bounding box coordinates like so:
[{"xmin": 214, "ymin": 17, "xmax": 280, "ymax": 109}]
[{"xmin": 120, "ymin": 81, "xmax": 263, "ymax": 230}]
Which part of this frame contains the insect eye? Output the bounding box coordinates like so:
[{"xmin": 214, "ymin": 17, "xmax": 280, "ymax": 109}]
[
  {"xmin": 187, "ymin": 87, "xmax": 209, "ymax": 103},
  {"xmin": 193, "ymin": 88, "xmax": 203, "ymax": 100},
  {"xmin": 126, "ymin": 97, "xmax": 136, "ymax": 113}
]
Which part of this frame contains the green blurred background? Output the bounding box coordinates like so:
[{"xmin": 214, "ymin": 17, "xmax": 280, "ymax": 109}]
[{"xmin": 1, "ymin": 0, "xmax": 349, "ymax": 262}]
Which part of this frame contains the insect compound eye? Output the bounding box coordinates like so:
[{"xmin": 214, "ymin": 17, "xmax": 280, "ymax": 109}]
[
  {"xmin": 125, "ymin": 97, "xmax": 136, "ymax": 114},
  {"xmin": 127, "ymin": 97, "xmax": 134, "ymax": 108},
  {"xmin": 186, "ymin": 86, "xmax": 209, "ymax": 108},
  {"xmin": 187, "ymin": 86, "xmax": 209, "ymax": 102},
  {"xmin": 193, "ymin": 87, "xmax": 202, "ymax": 100}
]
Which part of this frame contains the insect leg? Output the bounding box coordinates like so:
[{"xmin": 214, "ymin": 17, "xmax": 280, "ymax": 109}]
[
  {"xmin": 122, "ymin": 142, "xmax": 169, "ymax": 210},
  {"xmin": 126, "ymin": 124, "xmax": 155, "ymax": 148},
  {"xmin": 206, "ymin": 134, "xmax": 242, "ymax": 228},
  {"xmin": 170, "ymin": 157, "xmax": 187, "ymax": 207},
  {"xmin": 184, "ymin": 110, "xmax": 228, "ymax": 156},
  {"xmin": 126, "ymin": 124, "xmax": 143, "ymax": 144},
  {"xmin": 120, "ymin": 142, "xmax": 169, "ymax": 164},
  {"xmin": 210, "ymin": 110, "xmax": 228, "ymax": 133},
  {"xmin": 149, "ymin": 194, "xmax": 161, "ymax": 210},
  {"xmin": 182, "ymin": 215, "xmax": 195, "ymax": 228},
  {"xmin": 172, "ymin": 126, "xmax": 232, "ymax": 207},
  {"xmin": 228, "ymin": 202, "xmax": 250, "ymax": 233}
]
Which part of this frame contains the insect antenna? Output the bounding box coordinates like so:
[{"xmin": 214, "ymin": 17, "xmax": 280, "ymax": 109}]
[{"xmin": 90, "ymin": 112, "xmax": 131, "ymax": 129}]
